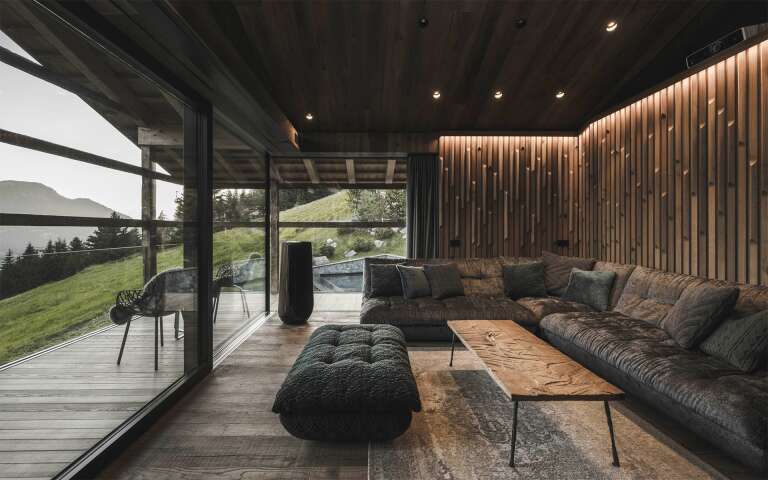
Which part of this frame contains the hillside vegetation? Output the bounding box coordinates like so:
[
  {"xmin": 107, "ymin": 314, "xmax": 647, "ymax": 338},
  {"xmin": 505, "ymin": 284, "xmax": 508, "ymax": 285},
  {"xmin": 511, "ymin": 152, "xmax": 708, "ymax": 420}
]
[{"xmin": 0, "ymin": 192, "xmax": 404, "ymax": 365}]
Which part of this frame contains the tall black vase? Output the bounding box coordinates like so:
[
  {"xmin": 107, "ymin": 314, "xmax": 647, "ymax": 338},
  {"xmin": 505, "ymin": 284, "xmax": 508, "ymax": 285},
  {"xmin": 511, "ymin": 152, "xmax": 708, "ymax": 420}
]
[{"xmin": 278, "ymin": 241, "xmax": 314, "ymax": 324}]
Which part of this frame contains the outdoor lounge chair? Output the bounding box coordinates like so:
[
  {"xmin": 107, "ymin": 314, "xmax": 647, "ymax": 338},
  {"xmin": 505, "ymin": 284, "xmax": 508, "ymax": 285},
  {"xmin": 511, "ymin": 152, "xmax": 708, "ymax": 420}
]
[{"xmin": 110, "ymin": 267, "xmax": 197, "ymax": 370}]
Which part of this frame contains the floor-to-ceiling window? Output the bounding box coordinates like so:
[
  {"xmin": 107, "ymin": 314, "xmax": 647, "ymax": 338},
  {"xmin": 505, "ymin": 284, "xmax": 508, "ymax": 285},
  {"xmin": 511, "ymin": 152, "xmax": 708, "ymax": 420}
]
[{"xmin": 0, "ymin": 3, "xmax": 209, "ymax": 478}]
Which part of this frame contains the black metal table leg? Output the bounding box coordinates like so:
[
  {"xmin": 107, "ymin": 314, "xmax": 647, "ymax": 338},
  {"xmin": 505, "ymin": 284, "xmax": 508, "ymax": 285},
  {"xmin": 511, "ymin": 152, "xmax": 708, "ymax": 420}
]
[
  {"xmin": 510, "ymin": 400, "xmax": 519, "ymax": 467},
  {"xmin": 449, "ymin": 332, "xmax": 456, "ymax": 367},
  {"xmin": 604, "ymin": 401, "xmax": 620, "ymax": 467},
  {"xmin": 117, "ymin": 317, "xmax": 132, "ymax": 365}
]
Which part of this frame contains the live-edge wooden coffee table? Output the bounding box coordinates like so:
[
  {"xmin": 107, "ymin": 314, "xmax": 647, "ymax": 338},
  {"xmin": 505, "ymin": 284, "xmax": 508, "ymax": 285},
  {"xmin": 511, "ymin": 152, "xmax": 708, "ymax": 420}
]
[{"xmin": 447, "ymin": 319, "xmax": 625, "ymax": 468}]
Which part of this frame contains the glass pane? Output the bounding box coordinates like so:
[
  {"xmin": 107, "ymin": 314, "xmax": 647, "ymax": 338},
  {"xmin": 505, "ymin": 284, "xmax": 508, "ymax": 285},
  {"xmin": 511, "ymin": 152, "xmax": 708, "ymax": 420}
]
[
  {"xmin": 211, "ymin": 121, "xmax": 267, "ymax": 351},
  {"xmin": 0, "ymin": 5, "xmax": 200, "ymax": 478},
  {"xmin": 279, "ymin": 188, "xmax": 406, "ymax": 222}
]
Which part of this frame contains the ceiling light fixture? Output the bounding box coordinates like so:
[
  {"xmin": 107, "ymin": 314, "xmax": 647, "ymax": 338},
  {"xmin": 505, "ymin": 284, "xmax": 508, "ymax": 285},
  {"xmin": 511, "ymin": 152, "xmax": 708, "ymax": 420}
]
[
  {"xmin": 605, "ymin": 20, "xmax": 618, "ymax": 32},
  {"xmin": 305, "ymin": 113, "xmax": 314, "ymax": 120},
  {"xmin": 432, "ymin": 90, "xmax": 441, "ymax": 100},
  {"xmin": 493, "ymin": 90, "xmax": 503, "ymax": 100},
  {"xmin": 555, "ymin": 90, "xmax": 566, "ymax": 99}
]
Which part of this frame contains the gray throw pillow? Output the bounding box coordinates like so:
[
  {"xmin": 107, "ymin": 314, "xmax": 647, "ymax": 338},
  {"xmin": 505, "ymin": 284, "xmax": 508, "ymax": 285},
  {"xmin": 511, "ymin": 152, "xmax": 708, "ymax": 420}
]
[
  {"xmin": 424, "ymin": 263, "xmax": 464, "ymax": 300},
  {"xmin": 396, "ymin": 265, "xmax": 431, "ymax": 299},
  {"xmin": 542, "ymin": 251, "xmax": 596, "ymax": 296},
  {"xmin": 662, "ymin": 283, "xmax": 739, "ymax": 349},
  {"xmin": 503, "ymin": 262, "xmax": 546, "ymax": 299},
  {"xmin": 561, "ymin": 268, "xmax": 616, "ymax": 312},
  {"xmin": 368, "ymin": 264, "xmax": 403, "ymax": 297},
  {"xmin": 699, "ymin": 310, "xmax": 768, "ymax": 373}
]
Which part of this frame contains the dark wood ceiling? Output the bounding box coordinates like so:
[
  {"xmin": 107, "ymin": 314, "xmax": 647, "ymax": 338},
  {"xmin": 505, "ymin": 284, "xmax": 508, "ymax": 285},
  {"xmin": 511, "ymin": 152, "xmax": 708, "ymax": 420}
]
[{"xmin": 173, "ymin": 0, "xmax": 767, "ymax": 133}]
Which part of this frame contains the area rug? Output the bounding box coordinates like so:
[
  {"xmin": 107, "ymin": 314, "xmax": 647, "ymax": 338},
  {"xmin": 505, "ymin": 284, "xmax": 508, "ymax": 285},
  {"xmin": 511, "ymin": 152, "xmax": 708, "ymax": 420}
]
[{"xmin": 369, "ymin": 349, "xmax": 719, "ymax": 480}]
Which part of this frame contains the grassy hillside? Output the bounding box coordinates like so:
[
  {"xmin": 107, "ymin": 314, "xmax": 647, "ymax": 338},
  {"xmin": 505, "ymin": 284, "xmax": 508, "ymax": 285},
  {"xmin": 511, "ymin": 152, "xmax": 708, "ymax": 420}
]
[{"xmin": 0, "ymin": 192, "xmax": 403, "ymax": 365}]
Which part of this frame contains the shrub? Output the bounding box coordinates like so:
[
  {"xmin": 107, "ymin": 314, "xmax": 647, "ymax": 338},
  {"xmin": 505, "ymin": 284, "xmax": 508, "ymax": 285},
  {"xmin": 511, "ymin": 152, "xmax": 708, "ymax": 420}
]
[
  {"xmin": 317, "ymin": 243, "xmax": 335, "ymax": 258},
  {"xmin": 373, "ymin": 228, "xmax": 395, "ymax": 240},
  {"xmin": 351, "ymin": 237, "xmax": 374, "ymax": 252}
]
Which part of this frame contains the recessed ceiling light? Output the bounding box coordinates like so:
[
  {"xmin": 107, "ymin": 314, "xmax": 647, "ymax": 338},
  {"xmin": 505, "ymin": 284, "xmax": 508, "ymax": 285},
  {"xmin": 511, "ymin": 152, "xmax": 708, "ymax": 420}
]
[
  {"xmin": 305, "ymin": 113, "xmax": 314, "ymax": 120},
  {"xmin": 432, "ymin": 90, "xmax": 441, "ymax": 100},
  {"xmin": 606, "ymin": 21, "xmax": 618, "ymax": 32},
  {"xmin": 493, "ymin": 90, "xmax": 503, "ymax": 100},
  {"xmin": 555, "ymin": 90, "xmax": 566, "ymax": 99}
]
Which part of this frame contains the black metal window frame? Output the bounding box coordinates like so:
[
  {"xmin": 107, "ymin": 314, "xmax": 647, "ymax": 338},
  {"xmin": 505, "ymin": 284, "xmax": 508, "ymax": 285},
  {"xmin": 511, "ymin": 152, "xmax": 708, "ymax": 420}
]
[{"xmin": 0, "ymin": 2, "xmax": 235, "ymax": 478}]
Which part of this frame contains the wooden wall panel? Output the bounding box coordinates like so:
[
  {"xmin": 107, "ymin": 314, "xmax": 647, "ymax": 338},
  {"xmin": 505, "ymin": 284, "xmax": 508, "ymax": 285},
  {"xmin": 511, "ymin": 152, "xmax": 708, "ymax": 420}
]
[
  {"xmin": 437, "ymin": 136, "xmax": 578, "ymax": 258},
  {"xmin": 437, "ymin": 40, "xmax": 767, "ymax": 286},
  {"xmin": 575, "ymin": 40, "xmax": 768, "ymax": 285}
]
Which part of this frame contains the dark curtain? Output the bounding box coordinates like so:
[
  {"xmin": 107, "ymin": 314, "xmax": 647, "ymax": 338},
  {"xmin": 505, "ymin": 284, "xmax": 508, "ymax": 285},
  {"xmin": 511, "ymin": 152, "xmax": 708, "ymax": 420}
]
[{"xmin": 406, "ymin": 153, "xmax": 439, "ymax": 258}]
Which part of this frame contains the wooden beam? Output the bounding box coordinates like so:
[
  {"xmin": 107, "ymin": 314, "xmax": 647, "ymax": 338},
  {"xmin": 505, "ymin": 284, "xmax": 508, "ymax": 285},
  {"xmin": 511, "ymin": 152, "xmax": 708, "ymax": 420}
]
[
  {"xmin": 346, "ymin": 159, "xmax": 356, "ymax": 184},
  {"xmin": 213, "ymin": 150, "xmax": 240, "ymax": 182},
  {"xmin": 303, "ymin": 159, "xmax": 320, "ymax": 184},
  {"xmin": 0, "ymin": 213, "xmax": 184, "ymax": 228},
  {"xmin": 0, "ymin": 45, "xmax": 126, "ymax": 114},
  {"xmin": 11, "ymin": 2, "xmax": 154, "ymax": 125},
  {"xmin": 141, "ymin": 147, "xmax": 157, "ymax": 282},
  {"xmin": 138, "ymin": 125, "xmax": 250, "ymax": 149},
  {"xmin": 0, "ymin": 128, "xmax": 179, "ymax": 183},
  {"xmin": 270, "ymin": 152, "xmax": 408, "ymax": 159},
  {"xmin": 385, "ymin": 160, "xmax": 397, "ymax": 184}
]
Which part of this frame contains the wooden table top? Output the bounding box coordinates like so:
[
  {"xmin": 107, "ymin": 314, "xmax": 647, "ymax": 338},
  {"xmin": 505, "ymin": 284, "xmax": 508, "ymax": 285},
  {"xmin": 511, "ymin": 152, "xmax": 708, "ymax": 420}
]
[{"xmin": 448, "ymin": 320, "xmax": 624, "ymax": 401}]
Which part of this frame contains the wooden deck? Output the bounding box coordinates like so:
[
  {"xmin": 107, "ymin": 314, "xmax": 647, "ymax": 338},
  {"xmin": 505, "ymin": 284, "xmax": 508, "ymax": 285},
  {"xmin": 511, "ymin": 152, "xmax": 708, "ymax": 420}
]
[{"xmin": 0, "ymin": 292, "xmax": 360, "ymax": 479}]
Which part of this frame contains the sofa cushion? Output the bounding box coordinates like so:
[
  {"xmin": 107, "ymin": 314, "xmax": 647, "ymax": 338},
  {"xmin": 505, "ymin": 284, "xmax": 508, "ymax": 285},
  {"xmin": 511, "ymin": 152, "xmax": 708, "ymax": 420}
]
[
  {"xmin": 364, "ymin": 257, "xmax": 407, "ymax": 297},
  {"xmin": 540, "ymin": 312, "xmax": 768, "ymax": 448},
  {"xmin": 562, "ymin": 268, "xmax": 616, "ymax": 312},
  {"xmin": 368, "ymin": 263, "xmax": 404, "ymax": 297},
  {"xmin": 542, "ymin": 251, "xmax": 596, "ymax": 296},
  {"xmin": 503, "ymin": 261, "xmax": 546, "ymax": 299},
  {"xmin": 424, "ymin": 263, "xmax": 464, "ymax": 299},
  {"xmin": 454, "ymin": 257, "xmax": 505, "ymax": 297},
  {"xmin": 360, "ymin": 295, "xmax": 537, "ymax": 328},
  {"xmin": 614, "ymin": 267, "xmax": 705, "ymax": 326},
  {"xmin": 516, "ymin": 296, "xmax": 594, "ymax": 322},
  {"xmin": 662, "ymin": 283, "xmax": 739, "ymax": 349},
  {"xmin": 594, "ymin": 261, "xmax": 636, "ymax": 310},
  {"xmin": 397, "ymin": 265, "xmax": 431, "ymax": 299},
  {"xmin": 700, "ymin": 310, "xmax": 768, "ymax": 373}
]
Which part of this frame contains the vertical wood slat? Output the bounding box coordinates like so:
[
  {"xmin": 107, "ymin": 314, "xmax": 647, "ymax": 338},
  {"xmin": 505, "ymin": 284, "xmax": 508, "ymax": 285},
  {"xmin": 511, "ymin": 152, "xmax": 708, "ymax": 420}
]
[{"xmin": 435, "ymin": 40, "xmax": 766, "ymax": 286}]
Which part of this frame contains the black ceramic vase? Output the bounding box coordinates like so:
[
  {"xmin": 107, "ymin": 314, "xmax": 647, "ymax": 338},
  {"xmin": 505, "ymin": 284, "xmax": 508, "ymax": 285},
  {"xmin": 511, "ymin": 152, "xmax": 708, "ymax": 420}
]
[{"xmin": 278, "ymin": 241, "xmax": 314, "ymax": 324}]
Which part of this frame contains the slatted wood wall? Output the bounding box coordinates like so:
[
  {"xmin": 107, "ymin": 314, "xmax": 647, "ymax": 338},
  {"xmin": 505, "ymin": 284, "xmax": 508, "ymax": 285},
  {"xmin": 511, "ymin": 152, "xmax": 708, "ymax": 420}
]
[
  {"xmin": 575, "ymin": 41, "xmax": 768, "ymax": 285},
  {"xmin": 438, "ymin": 40, "xmax": 768, "ymax": 286},
  {"xmin": 437, "ymin": 136, "xmax": 578, "ymax": 258}
]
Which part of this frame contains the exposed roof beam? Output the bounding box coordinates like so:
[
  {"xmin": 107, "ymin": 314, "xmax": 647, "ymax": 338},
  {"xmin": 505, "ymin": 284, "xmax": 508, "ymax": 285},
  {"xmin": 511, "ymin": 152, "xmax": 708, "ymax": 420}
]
[
  {"xmin": 303, "ymin": 159, "xmax": 320, "ymax": 184},
  {"xmin": 11, "ymin": 2, "xmax": 154, "ymax": 125},
  {"xmin": 385, "ymin": 160, "xmax": 396, "ymax": 185},
  {"xmin": 346, "ymin": 159, "xmax": 356, "ymax": 184},
  {"xmin": 137, "ymin": 125, "xmax": 250, "ymax": 149},
  {"xmin": 213, "ymin": 150, "xmax": 240, "ymax": 183}
]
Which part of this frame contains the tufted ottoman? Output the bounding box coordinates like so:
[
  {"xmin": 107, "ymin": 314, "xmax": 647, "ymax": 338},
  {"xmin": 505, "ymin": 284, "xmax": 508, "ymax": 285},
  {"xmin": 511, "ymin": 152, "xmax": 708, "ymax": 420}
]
[{"xmin": 272, "ymin": 324, "xmax": 421, "ymax": 441}]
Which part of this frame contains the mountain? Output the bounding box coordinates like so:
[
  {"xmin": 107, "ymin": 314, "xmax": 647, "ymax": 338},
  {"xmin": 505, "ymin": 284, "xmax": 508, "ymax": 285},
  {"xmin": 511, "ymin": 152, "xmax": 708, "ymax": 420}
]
[{"xmin": 0, "ymin": 180, "xmax": 128, "ymax": 254}]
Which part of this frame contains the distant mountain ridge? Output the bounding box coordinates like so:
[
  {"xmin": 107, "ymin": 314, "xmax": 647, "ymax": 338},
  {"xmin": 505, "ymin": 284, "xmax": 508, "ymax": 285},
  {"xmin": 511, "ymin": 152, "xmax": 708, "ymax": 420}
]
[{"xmin": 0, "ymin": 180, "xmax": 128, "ymax": 254}]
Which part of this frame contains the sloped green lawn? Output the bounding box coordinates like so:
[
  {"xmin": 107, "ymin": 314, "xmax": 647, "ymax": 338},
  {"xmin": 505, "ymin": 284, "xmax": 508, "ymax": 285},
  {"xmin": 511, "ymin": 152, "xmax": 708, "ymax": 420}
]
[{"xmin": 0, "ymin": 192, "xmax": 404, "ymax": 365}]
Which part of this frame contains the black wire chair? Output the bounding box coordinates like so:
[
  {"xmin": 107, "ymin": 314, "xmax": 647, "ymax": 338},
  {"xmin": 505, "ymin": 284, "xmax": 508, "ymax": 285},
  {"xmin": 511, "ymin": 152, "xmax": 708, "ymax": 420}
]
[
  {"xmin": 110, "ymin": 268, "xmax": 197, "ymax": 370},
  {"xmin": 213, "ymin": 254, "xmax": 264, "ymax": 323}
]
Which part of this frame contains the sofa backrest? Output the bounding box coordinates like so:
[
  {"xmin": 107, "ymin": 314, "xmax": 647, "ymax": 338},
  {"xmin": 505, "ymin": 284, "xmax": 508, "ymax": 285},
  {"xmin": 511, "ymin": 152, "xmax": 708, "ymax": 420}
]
[
  {"xmin": 593, "ymin": 261, "xmax": 636, "ymax": 310},
  {"xmin": 614, "ymin": 266, "xmax": 705, "ymax": 326}
]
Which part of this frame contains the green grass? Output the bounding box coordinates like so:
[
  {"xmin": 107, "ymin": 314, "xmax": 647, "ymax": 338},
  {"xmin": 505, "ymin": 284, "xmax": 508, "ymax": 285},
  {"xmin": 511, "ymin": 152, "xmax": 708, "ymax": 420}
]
[{"xmin": 0, "ymin": 193, "xmax": 403, "ymax": 365}]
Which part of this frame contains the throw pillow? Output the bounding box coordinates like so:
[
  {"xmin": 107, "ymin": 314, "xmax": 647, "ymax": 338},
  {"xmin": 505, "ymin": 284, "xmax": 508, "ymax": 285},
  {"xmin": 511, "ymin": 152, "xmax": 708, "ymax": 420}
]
[
  {"xmin": 397, "ymin": 265, "xmax": 431, "ymax": 299},
  {"xmin": 503, "ymin": 262, "xmax": 546, "ymax": 299},
  {"xmin": 424, "ymin": 263, "xmax": 464, "ymax": 299},
  {"xmin": 368, "ymin": 264, "xmax": 404, "ymax": 297},
  {"xmin": 699, "ymin": 310, "xmax": 768, "ymax": 373},
  {"xmin": 561, "ymin": 268, "xmax": 617, "ymax": 312},
  {"xmin": 542, "ymin": 251, "xmax": 596, "ymax": 296},
  {"xmin": 662, "ymin": 283, "xmax": 739, "ymax": 349}
]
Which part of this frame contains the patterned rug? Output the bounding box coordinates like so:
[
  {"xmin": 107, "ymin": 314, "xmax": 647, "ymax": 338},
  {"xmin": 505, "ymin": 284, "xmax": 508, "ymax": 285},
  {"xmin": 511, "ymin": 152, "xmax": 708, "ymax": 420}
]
[{"xmin": 369, "ymin": 349, "xmax": 719, "ymax": 480}]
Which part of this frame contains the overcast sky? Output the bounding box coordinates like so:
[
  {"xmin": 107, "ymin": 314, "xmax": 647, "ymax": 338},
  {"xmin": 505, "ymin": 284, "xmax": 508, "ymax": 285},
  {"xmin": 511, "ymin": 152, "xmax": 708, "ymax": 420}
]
[{"xmin": 0, "ymin": 30, "xmax": 180, "ymax": 219}]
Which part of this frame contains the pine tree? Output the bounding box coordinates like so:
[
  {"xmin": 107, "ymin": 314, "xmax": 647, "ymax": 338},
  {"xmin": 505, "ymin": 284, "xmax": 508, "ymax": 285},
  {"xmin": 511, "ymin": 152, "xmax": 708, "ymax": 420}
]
[{"xmin": 0, "ymin": 249, "xmax": 16, "ymax": 299}]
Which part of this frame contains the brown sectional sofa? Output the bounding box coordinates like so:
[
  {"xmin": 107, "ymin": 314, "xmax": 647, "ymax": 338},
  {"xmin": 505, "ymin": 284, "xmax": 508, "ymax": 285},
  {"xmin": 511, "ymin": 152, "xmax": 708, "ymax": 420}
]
[{"xmin": 360, "ymin": 256, "xmax": 768, "ymax": 472}]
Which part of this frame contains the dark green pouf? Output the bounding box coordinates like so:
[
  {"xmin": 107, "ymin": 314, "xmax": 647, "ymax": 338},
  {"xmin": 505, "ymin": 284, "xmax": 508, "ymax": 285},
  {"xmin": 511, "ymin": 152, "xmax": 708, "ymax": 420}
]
[{"xmin": 272, "ymin": 324, "xmax": 421, "ymax": 442}]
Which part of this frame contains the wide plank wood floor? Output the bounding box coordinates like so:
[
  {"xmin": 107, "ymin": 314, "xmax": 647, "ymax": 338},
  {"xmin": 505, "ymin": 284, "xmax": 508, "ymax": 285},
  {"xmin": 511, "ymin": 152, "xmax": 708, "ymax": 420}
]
[
  {"xmin": 0, "ymin": 292, "xmax": 267, "ymax": 480},
  {"xmin": 97, "ymin": 310, "xmax": 367, "ymax": 480}
]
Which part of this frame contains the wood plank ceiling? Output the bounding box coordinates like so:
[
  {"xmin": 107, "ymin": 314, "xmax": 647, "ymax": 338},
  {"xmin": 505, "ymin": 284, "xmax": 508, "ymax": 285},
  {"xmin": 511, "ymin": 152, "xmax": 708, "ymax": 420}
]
[{"xmin": 178, "ymin": 0, "xmax": 766, "ymax": 133}]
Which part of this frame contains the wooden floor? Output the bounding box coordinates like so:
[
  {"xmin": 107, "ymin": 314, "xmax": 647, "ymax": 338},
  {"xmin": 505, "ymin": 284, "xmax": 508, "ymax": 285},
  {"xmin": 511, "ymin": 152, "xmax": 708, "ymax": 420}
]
[
  {"xmin": 97, "ymin": 311, "xmax": 367, "ymax": 480},
  {"xmin": 0, "ymin": 291, "xmax": 270, "ymax": 480}
]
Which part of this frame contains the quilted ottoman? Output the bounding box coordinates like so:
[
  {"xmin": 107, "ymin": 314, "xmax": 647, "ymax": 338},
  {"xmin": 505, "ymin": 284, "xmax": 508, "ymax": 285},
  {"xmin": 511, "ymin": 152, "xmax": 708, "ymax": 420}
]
[{"xmin": 272, "ymin": 324, "xmax": 421, "ymax": 441}]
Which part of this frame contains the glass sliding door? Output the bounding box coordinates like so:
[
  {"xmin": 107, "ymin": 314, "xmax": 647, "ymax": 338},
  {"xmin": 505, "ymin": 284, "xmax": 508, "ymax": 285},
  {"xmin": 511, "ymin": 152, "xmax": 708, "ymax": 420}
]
[
  {"xmin": 0, "ymin": 3, "xmax": 209, "ymax": 478},
  {"xmin": 211, "ymin": 120, "xmax": 268, "ymax": 352}
]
